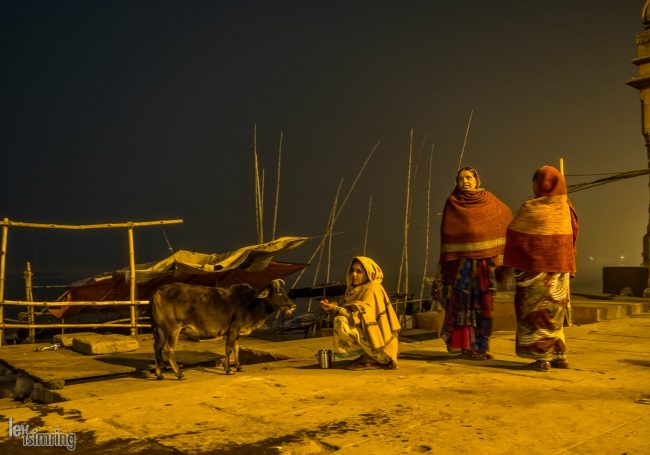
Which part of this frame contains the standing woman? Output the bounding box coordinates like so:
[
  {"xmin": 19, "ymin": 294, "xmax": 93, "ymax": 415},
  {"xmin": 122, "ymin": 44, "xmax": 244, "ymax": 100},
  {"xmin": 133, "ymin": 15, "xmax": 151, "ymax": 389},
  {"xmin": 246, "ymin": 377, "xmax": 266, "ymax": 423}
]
[
  {"xmin": 321, "ymin": 256, "xmax": 401, "ymax": 370},
  {"xmin": 437, "ymin": 167, "xmax": 512, "ymax": 359},
  {"xmin": 503, "ymin": 165, "xmax": 579, "ymax": 371}
]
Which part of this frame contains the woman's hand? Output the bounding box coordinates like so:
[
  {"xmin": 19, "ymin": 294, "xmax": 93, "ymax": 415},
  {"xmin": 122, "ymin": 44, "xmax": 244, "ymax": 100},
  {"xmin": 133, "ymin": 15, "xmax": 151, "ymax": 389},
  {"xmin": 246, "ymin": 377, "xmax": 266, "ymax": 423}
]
[{"xmin": 320, "ymin": 299, "xmax": 338, "ymax": 313}]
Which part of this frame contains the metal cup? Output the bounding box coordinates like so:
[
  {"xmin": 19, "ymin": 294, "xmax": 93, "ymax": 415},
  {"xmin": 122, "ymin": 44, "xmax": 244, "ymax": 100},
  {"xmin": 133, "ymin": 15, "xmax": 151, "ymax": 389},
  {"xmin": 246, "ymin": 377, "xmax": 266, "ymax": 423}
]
[{"xmin": 317, "ymin": 349, "xmax": 333, "ymax": 368}]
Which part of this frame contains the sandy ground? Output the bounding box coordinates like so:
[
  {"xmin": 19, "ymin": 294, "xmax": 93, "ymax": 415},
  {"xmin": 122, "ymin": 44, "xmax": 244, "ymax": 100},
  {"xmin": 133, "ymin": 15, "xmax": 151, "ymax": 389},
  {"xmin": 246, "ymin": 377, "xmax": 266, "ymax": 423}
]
[{"xmin": 0, "ymin": 313, "xmax": 649, "ymax": 454}]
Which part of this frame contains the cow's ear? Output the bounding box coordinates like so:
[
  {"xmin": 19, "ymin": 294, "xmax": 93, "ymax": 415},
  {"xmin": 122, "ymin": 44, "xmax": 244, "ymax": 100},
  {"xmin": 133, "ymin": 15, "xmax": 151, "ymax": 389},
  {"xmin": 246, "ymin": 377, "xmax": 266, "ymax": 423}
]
[{"xmin": 256, "ymin": 288, "xmax": 270, "ymax": 299}]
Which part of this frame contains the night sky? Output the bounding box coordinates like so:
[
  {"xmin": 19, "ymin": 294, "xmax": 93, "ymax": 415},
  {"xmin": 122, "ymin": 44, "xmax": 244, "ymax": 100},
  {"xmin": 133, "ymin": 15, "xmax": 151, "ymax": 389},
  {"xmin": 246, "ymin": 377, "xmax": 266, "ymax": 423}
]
[{"xmin": 1, "ymin": 1, "xmax": 647, "ymax": 297}]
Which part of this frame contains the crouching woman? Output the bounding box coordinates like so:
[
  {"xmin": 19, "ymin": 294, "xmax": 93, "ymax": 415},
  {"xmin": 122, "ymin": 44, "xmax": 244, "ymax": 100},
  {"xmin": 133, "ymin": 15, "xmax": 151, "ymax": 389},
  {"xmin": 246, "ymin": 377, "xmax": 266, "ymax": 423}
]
[{"xmin": 320, "ymin": 256, "xmax": 401, "ymax": 370}]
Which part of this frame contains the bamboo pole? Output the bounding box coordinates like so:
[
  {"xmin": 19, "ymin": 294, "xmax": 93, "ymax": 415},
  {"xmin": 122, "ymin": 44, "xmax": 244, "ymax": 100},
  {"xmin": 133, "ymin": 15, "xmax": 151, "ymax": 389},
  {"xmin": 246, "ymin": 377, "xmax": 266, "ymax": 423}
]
[
  {"xmin": 127, "ymin": 226, "xmax": 137, "ymax": 336},
  {"xmin": 272, "ymin": 130, "xmax": 283, "ymax": 240},
  {"xmin": 25, "ymin": 262, "xmax": 35, "ymax": 343},
  {"xmin": 457, "ymin": 109, "xmax": 474, "ymax": 170},
  {"xmin": 397, "ymin": 129, "xmax": 413, "ymax": 295},
  {"xmin": 0, "ymin": 218, "xmax": 8, "ymax": 345},
  {"xmin": 420, "ymin": 145, "xmax": 435, "ymax": 301},
  {"xmin": 0, "ymin": 219, "xmax": 183, "ymax": 230},
  {"xmin": 402, "ymin": 129, "xmax": 413, "ymax": 323},
  {"xmin": 260, "ymin": 168, "xmax": 265, "ymax": 243},
  {"xmin": 307, "ymin": 182, "xmax": 341, "ymax": 313},
  {"xmin": 363, "ymin": 195, "xmax": 373, "ymax": 256},
  {"xmin": 1, "ymin": 323, "xmax": 151, "ymax": 329},
  {"xmin": 253, "ymin": 124, "xmax": 262, "ymax": 243},
  {"xmin": 326, "ymin": 179, "xmax": 343, "ymax": 284},
  {"xmin": 408, "ymin": 133, "xmax": 428, "ymax": 221},
  {"xmin": 291, "ymin": 140, "xmax": 381, "ymax": 288},
  {"xmin": 2, "ymin": 300, "xmax": 149, "ymax": 306}
]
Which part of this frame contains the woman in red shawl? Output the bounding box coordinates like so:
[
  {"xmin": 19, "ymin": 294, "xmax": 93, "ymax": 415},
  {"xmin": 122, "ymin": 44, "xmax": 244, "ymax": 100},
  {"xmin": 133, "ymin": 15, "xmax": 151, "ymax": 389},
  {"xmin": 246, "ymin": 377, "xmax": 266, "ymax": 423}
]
[
  {"xmin": 503, "ymin": 165, "xmax": 579, "ymax": 371},
  {"xmin": 436, "ymin": 167, "xmax": 512, "ymax": 359}
]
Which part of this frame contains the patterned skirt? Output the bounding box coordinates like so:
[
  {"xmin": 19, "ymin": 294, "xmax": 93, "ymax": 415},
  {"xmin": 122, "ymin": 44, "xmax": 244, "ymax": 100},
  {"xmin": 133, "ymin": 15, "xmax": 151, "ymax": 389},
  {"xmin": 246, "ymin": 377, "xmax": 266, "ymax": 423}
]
[
  {"xmin": 440, "ymin": 258, "xmax": 495, "ymax": 354},
  {"xmin": 514, "ymin": 271, "xmax": 569, "ymax": 361}
]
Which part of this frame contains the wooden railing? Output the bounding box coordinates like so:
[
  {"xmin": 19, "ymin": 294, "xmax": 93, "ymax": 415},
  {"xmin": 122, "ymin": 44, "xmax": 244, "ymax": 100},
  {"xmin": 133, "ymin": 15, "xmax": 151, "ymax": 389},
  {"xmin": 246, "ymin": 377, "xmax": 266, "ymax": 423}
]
[{"xmin": 0, "ymin": 218, "xmax": 183, "ymax": 345}]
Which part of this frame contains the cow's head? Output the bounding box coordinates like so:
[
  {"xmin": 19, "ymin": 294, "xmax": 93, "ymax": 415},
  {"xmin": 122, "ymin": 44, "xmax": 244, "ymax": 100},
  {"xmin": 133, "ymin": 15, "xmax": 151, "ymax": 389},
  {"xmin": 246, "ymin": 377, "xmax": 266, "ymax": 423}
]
[{"xmin": 257, "ymin": 279, "xmax": 296, "ymax": 314}]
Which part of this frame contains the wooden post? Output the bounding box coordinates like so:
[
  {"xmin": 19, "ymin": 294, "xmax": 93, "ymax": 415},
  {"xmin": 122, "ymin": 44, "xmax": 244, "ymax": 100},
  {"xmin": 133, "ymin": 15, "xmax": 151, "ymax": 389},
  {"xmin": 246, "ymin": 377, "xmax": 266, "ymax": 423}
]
[
  {"xmin": 25, "ymin": 261, "xmax": 35, "ymax": 343},
  {"xmin": 127, "ymin": 225, "xmax": 137, "ymax": 336},
  {"xmin": 0, "ymin": 218, "xmax": 8, "ymax": 345}
]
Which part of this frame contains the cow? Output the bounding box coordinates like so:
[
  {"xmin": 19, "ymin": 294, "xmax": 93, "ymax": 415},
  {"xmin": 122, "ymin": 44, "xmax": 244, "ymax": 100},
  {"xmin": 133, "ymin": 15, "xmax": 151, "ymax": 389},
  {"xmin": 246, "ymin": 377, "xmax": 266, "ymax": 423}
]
[{"xmin": 150, "ymin": 279, "xmax": 295, "ymax": 378}]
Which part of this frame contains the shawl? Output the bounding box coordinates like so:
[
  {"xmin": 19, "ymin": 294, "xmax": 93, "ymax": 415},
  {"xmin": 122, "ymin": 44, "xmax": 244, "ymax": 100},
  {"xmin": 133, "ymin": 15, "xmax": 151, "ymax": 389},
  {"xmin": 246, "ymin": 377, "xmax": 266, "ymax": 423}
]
[
  {"xmin": 440, "ymin": 168, "xmax": 512, "ymax": 262},
  {"xmin": 503, "ymin": 165, "xmax": 579, "ymax": 274},
  {"xmin": 343, "ymin": 256, "xmax": 401, "ymax": 351}
]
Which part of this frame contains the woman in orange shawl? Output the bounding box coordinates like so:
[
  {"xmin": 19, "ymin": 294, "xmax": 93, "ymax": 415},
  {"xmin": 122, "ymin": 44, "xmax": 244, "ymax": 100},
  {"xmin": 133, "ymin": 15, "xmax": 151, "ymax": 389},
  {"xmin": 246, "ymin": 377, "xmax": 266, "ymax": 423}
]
[
  {"xmin": 436, "ymin": 167, "xmax": 512, "ymax": 359},
  {"xmin": 503, "ymin": 165, "xmax": 579, "ymax": 371},
  {"xmin": 321, "ymin": 256, "xmax": 401, "ymax": 370}
]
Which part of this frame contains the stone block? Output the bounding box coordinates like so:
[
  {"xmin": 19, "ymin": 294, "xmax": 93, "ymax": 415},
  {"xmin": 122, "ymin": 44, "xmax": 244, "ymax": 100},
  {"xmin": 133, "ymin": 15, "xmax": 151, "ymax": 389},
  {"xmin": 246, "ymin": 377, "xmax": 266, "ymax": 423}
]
[
  {"xmin": 72, "ymin": 334, "xmax": 139, "ymax": 355},
  {"xmin": 53, "ymin": 332, "xmax": 98, "ymax": 347},
  {"xmin": 413, "ymin": 311, "xmax": 444, "ymax": 333}
]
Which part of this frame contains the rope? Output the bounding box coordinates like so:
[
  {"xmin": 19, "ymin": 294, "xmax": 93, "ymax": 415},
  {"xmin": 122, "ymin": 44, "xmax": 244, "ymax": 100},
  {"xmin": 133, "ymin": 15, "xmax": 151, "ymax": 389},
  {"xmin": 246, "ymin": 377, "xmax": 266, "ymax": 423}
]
[{"xmin": 567, "ymin": 169, "xmax": 649, "ymax": 193}]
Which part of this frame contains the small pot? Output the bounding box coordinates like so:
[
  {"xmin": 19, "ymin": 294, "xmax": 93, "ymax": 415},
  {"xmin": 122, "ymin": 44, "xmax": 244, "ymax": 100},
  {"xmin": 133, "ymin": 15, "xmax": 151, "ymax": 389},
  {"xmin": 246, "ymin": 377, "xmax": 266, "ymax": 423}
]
[{"xmin": 316, "ymin": 349, "xmax": 333, "ymax": 368}]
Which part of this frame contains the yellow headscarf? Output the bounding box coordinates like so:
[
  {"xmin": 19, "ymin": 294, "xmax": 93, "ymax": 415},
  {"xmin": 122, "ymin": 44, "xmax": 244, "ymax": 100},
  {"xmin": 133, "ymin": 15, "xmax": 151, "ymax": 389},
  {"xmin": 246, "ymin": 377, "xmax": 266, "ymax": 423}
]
[{"xmin": 345, "ymin": 256, "xmax": 384, "ymax": 292}]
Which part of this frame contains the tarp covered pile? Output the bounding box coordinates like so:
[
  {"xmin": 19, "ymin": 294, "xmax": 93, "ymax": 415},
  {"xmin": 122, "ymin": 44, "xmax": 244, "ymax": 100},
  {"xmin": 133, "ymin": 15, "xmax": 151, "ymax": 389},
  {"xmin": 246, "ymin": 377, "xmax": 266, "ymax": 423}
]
[{"xmin": 50, "ymin": 236, "xmax": 309, "ymax": 318}]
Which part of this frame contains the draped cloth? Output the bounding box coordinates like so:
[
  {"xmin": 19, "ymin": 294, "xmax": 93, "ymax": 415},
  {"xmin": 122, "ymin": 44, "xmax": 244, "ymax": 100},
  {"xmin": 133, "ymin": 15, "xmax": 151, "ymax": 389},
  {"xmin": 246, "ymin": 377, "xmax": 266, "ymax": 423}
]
[
  {"xmin": 440, "ymin": 188, "xmax": 512, "ymax": 263},
  {"xmin": 438, "ymin": 168, "xmax": 510, "ymax": 355},
  {"xmin": 514, "ymin": 271, "xmax": 569, "ymax": 362},
  {"xmin": 503, "ymin": 166, "xmax": 579, "ymax": 274},
  {"xmin": 332, "ymin": 256, "xmax": 401, "ymax": 365},
  {"xmin": 440, "ymin": 258, "xmax": 495, "ymax": 354}
]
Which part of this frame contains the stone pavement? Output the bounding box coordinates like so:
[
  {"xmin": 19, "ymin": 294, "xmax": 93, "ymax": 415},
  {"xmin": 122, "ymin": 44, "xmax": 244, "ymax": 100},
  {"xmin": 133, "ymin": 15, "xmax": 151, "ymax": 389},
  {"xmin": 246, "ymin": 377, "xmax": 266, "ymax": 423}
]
[{"xmin": 0, "ymin": 312, "xmax": 649, "ymax": 454}]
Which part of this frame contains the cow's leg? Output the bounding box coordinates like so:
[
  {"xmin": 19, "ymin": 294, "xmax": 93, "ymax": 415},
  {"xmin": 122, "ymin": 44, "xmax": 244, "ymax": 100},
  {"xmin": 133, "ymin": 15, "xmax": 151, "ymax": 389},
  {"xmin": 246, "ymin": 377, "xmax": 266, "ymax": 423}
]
[
  {"xmin": 234, "ymin": 336, "xmax": 243, "ymax": 372},
  {"xmin": 224, "ymin": 330, "xmax": 234, "ymax": 375},
  {"xmin": 165, "ymin": 326, "xmax": 184, "ymax": 380},
  {"xmin": 153, "ymin": 326, "xmax": 165, "ymax": 380}
]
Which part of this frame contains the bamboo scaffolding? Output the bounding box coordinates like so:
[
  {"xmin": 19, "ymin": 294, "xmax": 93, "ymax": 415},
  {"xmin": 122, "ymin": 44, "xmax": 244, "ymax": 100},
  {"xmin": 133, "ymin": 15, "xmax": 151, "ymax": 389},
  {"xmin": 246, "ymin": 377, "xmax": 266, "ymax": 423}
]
[
  {"xmin": 291, "ymin": 140, "xmax": 381, "ymax": 289},
  {"xmin": 362, "ymin": 195, "xmax": 373, "ymax": 256},
  {"xmin": 272, "ymin": 130, "xmax": 283, "ymax": 240},
  {"xmin": 457, "ymin": 109, "xmax": 474, "ymax": 170},
  {"xmin": 419, "ymin": 145, "xmax": 435, "ymax": 302}
]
